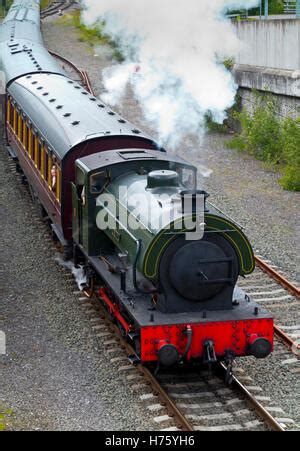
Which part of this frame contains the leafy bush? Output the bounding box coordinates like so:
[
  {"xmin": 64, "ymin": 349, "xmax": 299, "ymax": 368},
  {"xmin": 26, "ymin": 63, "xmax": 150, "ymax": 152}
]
[
  {"xmin": 280, "ymin": 117, "xmax": 300, "ymax": 191},
  {"xmin": 231, "ymin": 0, "xmax": 284, "ymax": 16},
  {"xmin": 229, "ymin": 93, "xmax": 283, "ymax": 162},
  {"xmin": 228, "ymin": 92, "xmax": 300, "ymax": 191}
]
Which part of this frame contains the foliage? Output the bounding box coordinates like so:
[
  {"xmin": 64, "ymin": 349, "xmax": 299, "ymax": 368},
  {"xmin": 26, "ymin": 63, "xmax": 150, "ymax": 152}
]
[
  {"xmin": 223, "ymin": 58, "xmax": 235, "ymax": 71},
  {"xmin": 0, "ymin": 413, "xmax": 5, "ymax": 431},
  {"xmin": 279, "ymin": 117, "xmax": 300, "ymax": 191},
  {"xmin": 205, "ymin": 93, "xmax": 242, "ymax": 134},
  {"xmin": 228, "ymin": 92, "xmax": 300, "ymax": 191},
  {"xmin": 0, "ymin": 408, "xmax": 13, "ymax": 431},
  {"xmin": 41, "ymin": 0, "xmax": 51, "ymax": 9},
  {"xmin": 268, "ymin": 0, "xmax": 285, "ymax": 14},
  {"xmin": 230, "ymin": 1, "xmax": 284, "ymax": 16},
  {"xmin": 57, "ymin": 10, "xmax": 123, "ymax": 61}
]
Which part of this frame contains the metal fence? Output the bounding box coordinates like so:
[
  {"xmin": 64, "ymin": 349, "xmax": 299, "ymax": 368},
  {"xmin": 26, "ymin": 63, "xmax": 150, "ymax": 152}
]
[{"xmin": 228, "ymin": 0, "xmax": 300, "ymax": 19}]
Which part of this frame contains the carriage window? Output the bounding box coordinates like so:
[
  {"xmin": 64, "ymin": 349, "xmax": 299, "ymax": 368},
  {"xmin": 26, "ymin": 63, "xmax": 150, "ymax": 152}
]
[
  {"xmin": 18, "ymin": 115, "xmax": 23, "ymax": 142},
  {"xmin": 37, "ymin": 141, "xmax": 42, "ymax": 171},
  {"xmin": 6, "ymin": 99, "xmax": 12, "ymax": 125},
  {"xmin": 29, "ymin": 130, "xmax": 34, "ymax": 159},
  {"xmin": 10, "ymin": 103, "xmax": 14, "ymax": 127},
  {"xmin": 90, "ymin": 171, "xmax": 107, "ymax": 194},
  {"xmin": 34, "ymin": 137, "xmax": 39, "ymax": 167},
  {"xmin": 44, "ymin": 149, "xmax": 49, "ymax": 180},
  {"xmin": 32, "ymin": 135, "xmax": 37, "ymax": 163},
  {"xmin": 22, "ymin": 121, "xmax": 28, "ymax": 149},
  {"xmin": 51, "ymin": 158, "xmax": 59, "ymax": 194},
  {"xmin": 56, "ymin": 166, "xmax": 61, "ymax": 202},
  {"xmin": 13, "ymin": 108, "xmax": 17, "ymax": 132}
]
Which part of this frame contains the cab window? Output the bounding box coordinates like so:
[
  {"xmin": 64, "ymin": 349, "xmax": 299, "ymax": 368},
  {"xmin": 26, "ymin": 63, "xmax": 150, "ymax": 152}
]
[{"xmin": 90, "ymin": 171, "xmax": 108, "ymax": 194}]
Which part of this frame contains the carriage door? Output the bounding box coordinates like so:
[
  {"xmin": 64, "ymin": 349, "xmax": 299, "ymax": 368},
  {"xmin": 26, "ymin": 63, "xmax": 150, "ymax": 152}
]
[{"xmin": 71, "ymin": 166, "xmax": 85, "ymax": 245}]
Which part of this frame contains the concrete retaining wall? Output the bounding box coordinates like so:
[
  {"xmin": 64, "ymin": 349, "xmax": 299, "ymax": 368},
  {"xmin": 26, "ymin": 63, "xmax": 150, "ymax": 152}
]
[
  {"xmin": 233, "ymin": 19, "xmax": 300, "ymax": 71},
  {"xmin": 233, "ymin": 64, "xmax": 300, "ymax": 97},
  {"xmin": 237, "ymin": 87, "xmax": 300, "ymax": 120}
]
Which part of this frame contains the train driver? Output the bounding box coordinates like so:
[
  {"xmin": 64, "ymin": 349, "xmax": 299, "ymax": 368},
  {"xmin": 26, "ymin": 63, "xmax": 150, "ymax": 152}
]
[{"xmin": 51, "ymin": 163, "xmax": 57, "ymax": 192}]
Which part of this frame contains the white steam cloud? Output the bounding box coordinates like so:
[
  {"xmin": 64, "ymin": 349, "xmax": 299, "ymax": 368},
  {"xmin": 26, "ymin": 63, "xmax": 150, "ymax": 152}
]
[
  {"xmin": 55, "ymin": 257, "xmax": 87, "ymax": 290},
  {"xmin": 81, "ymin": 0, "xmax": 258, "ymax": 147}
]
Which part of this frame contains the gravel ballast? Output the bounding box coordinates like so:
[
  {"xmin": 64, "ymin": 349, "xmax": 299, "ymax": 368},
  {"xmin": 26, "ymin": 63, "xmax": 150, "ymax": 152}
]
[
  {"xmin": 0, "ymin": 14, "xmax": 298, "ymax": 431},
  {"xmin": 0, "ymin": 140, "xmax": 157, "ymax": 431}
]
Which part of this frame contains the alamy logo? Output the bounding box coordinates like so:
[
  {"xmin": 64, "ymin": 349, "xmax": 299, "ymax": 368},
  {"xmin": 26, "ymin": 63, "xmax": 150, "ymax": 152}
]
[
  {"xmin": 95, "ymin": 187, "xmax": 205, "ymax": 241},
  {"xmin": 0, "ymin": 331, "xmax": 6, "ymax": 355}
]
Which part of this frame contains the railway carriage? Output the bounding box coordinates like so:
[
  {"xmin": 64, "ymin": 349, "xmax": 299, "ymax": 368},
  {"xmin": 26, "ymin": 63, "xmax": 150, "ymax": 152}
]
[
  {"xmin": 0, "ymin": 0, "xmax": 274, "ymax": 369},
  {"xmin": 5, "ymin": 73, "xmax": 159, "ymax": 248}
]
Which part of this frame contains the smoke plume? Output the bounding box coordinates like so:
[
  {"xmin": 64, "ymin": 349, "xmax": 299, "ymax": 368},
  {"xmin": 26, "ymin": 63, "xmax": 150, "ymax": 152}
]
[
  {"xmin": 81, "ymin": 0, "xmax": 258, "ymax": 147},
  {"xmin": 55, "ymin": 257, "xmax": 87, "ymax": 290}
]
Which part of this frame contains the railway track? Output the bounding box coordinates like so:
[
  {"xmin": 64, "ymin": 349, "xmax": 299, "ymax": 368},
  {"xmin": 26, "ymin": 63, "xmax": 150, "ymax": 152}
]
[
  {"xmin": 50, "ymin": 51, "xmax": 95, "ymax": 95},
  {"xmin": 241, "ymin": 257, "xmax": 300, "ymax": 359},
  {"xmin": 63, "ymin": 280, "xmax": 292, "ymax": 432},
  {"xmin": 41, "ymin": 0, "xmax": 77, "ymax": 19},
  {"xmin": 3, "ymin": 24, "xmax": 298, "ymax": 430}
]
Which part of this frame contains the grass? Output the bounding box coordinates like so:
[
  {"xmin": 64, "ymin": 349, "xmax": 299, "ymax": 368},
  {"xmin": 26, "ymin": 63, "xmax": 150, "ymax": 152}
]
[
  {"xmin": 56, "ymin": 10, "xmax": 123, "ymax": 61},
  {"xmin": 0, "ymin": 414, "xmax": 5, "ymax": 431},
  {"xmin": 0, "ymin": 407, "xmax": 14, "ymax": 431},
  {"xmin": 41, "ymin": 0, "xmax": 52, "ymax": 9}
]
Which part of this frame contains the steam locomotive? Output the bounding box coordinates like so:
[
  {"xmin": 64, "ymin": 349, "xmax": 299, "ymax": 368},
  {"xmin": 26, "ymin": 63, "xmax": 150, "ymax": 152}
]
[{"xmin": 0, "ymin": 0, "xmax": 273, "ymax": 368}]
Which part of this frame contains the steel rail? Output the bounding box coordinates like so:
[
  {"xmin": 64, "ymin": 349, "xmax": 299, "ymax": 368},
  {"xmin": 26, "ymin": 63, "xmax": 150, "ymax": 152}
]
[
  {"xmin": 49, "ymin": 51, "xmax": 95, "ymax": 95},
  {"xmin": 107, "ymin": 317, "xmax": 195, "ymax": 431},
  {"xmin": 41, "ymin": 1, "xmax": 75, "ymax": 19},
  {"xmin": 255, "ymin": 256, "xmax": 300, "ymax": 352},
  {"xmin": 220, "ymin": 362, "xmax": 285, "ymax": 432},
  {"xmin": 101, "ymin": 298, "xmax": 285, "ymax": 432},
  {"xmin": 274, "ymin": 325, "xmax": 300, "ymax": 354},
  {"xmin": 41, "ymin": 2, "xmax": 65, "ymax": 18},
  {"xmin": 255, "ymin": 256, "xmax": 300, "ymax": 299}
]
